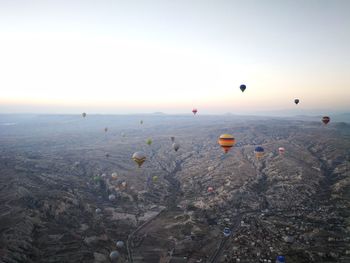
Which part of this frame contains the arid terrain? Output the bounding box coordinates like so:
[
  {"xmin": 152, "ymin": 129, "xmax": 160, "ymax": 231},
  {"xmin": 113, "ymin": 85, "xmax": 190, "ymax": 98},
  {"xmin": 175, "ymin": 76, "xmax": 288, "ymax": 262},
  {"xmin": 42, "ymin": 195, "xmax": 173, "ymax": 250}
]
[{"xmin": 0, "ymin": 114, "xmax": 349, "ymax": 263}]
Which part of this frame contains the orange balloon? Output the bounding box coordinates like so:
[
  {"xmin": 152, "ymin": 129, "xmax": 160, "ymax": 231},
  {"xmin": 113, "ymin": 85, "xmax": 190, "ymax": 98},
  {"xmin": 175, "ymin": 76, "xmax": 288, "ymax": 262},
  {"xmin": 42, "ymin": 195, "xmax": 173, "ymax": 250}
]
[{"xmin": 218, "ymin": 134, "xmax": 235, "ymax": 153}]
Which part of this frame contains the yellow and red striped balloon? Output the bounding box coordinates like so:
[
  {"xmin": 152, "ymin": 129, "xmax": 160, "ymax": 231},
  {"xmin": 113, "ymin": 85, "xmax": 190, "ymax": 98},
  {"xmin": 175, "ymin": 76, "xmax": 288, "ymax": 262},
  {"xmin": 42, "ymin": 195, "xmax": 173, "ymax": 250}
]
[{"xmin": 218, "ymin": 134, "xmax": 235, "ymax": 153}]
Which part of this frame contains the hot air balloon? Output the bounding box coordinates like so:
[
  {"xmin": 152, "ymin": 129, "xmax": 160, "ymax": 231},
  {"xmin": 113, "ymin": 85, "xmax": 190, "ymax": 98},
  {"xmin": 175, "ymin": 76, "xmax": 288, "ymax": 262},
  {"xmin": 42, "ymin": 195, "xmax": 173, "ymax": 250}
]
[
  {"xmin": 116, "ymin": 241, "xmax": 124, "ymax": 248},
  {"xmin": 207, "ymin": 187, "xmax": 214, "ymax": 193},
  {"xmin": 240, "ymin": 84, "xmax": 246, "ymax": 92},
  {"xmin": 121, "ymin": 181, "xmax": 127, "ymax": 189},
  {"xmin": 109, "ymin": 251, "xmax": 120, "ymax": 261},
  {"xmin": 278, "ymin": 147, "xmax": 285, "ymax": 155},
  {"xmin": 140, "ymin": 120, "xmax": 143, "ymax": 125},
  {"xmin": 146, "ymin": 139, "xmax": 152, "ymax": 146},
  {"xmin": 276, "ymin": 255, "xmax": 285, "ymax": 263},
  {"xmin": 152, "ymin": 176, "xmax": 158, "ymax": 182},
  {"xmin": 109, "ymin": 194, "xmax": 116, "ymax": 201},
  {"xmin": 223, "ymin": 227, "xmax": 231, "ymax": 237},
  {"xmin": 104, "ymin": 127, "xmax": 108, "ymax": 132},
  {"xmin": 111, "ymin": 172, "xmax": 118, "ymax": 180},
  {"xmin": 294, "ymin": 99, "xmax": 300, "ymax": 105},
  {"xmin": 218, "ymin": 134, "xmax": 235, "ymax": 153},
  {"xmin": 132, "ymin": 152, "xmax": 146, "ymax": 167},
  {"xmin": 172, "ymin": 143, "xmax": 180, "ymax": 152},
  {"xmin": 170, "ymin": 136, "xmax": 175, "ymax": 142},
  {"xmin": 105, "ymin": 153, "xmax": 110, "ymax": 158},
  {"xmin": 95, "ymin": 208, "xmax": 102, "ymax": 214},
  {"xmin": 82, "ymin": 112, "xmax": 87, "ymax": 118},
  {"xmin": 254, "ymin": 146, "xmax": 265, "ymax": 159},
  {"xmin": 192, "ymin": 108, "xmax": 198, "ymax": 115},
  {"xmin": 322, "ymin": 116, "xmax": 330, "ymax": 125}
]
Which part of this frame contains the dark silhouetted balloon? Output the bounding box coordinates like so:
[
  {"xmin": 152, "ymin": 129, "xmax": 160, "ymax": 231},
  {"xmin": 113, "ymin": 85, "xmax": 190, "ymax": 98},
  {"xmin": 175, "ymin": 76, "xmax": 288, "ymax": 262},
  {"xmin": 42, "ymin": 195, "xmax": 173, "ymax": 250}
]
[
  {"xmin": 172, "ymin": 143, "xmax": 180, "ymax": 152},
  {"xmin": 322, "ymin": 116, "xmax": 330, "ymax": 125}
]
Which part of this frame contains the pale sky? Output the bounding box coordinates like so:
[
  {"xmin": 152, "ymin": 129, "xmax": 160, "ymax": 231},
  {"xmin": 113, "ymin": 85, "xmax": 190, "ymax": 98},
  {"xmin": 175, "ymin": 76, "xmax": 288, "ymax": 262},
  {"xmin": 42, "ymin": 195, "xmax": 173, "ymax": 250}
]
[{"xmin": 0, "ymin": 0, "xmax": 349, "ymax": 114}]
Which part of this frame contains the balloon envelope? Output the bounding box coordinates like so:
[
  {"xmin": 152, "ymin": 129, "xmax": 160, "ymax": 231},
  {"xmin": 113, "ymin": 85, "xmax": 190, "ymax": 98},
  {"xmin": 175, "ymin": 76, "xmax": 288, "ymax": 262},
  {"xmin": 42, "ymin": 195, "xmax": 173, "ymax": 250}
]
[
  {"xmin": 109, "ymin": 194, "xmax": 116, "ymax": 201},
  {"xmin": 223, "ymin": 227, "xmax": 231, "ymax": 237},
  {"xmin": 132, "ymin": 152, "xmax": 146, "ymax": 167},
  {"xmin": 254, "ymin": 146, "xmax": 265, "ymax": 158},
  {"xmin": 322, "ymin": 116, "xmax": 330, "ymax": 125},
  {"xmin": 172, "ymin": 143, "xmax": 180, "ymax": 152},
  {"xmin": 276, "ymin": 255, "xmax": 286, "ymax": 263},
  {"xmin": 294, "ymin": 99, "xmax": 300, "ymax": 105},
  {"xmin": 116, "ymin": 241, "xmax": 124, "ymax": 248},
  {"xmin": 192, "ymin": 108, "xmax": 197, "ymax": 115},
  {"xmin": 82, "ymin": 112, "xmax": 87, "ymax": 118},
  {"xmin": 218, "ymin": 134, "xmax": 235, "ymax": 153},
  {"xmin": 111, "ymin": 172, "xmax": 118, "ymax": 179},
  {"xmin": 109, "ymin": 251, "xmax": 120, "ymax": 261},
  {"xmin": 146, "ymin": 139, "xmax": 152, "ymax": 145},
  {"xmin": 240, "ymin": 84, "xmax": 246, "ymax": 92},
  {"xmin": 278, "ymin": 147, "xmax": 285, "ymax": 155}
]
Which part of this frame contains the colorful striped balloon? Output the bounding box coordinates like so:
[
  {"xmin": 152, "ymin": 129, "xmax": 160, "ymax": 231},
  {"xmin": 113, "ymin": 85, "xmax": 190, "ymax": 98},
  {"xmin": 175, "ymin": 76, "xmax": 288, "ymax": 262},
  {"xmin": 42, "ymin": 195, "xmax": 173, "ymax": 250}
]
[{"xmin": 218, "ymin": 134, "xmax": 235, "ymax": 153}]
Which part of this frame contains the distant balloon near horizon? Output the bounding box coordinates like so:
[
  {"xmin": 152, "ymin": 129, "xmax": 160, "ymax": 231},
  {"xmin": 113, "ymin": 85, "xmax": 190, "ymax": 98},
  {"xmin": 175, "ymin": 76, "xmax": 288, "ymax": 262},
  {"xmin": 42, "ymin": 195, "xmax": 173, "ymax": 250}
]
[
  {"xmin": 104, "ymin": 127, "xmax": 108, "ymax": 132},
  {"xmin": 170, "ymin": 136, "xmax": 175, "ymax": 143},
  {"xmin": 82, "ymin": 112, "xmax": 87, "ymax": 118},
  {"xmin": 207, "ymin": 186, "xmax": 214, "ymax": 193},
  {"xmin": 146, "ymin": 139, "xmax": 152, "ymax": 146},
  {"xmin": 140, "ymin": 120, "xmax": 143, "ymax": 125},
  {"xmin": 240, "ymin": 84, "xmax": 246, "ymax": 92},
  {"xmin": 322, "ymin": 116, "xmax": 330, "ymax": 125},
  {"xmin": 294, "ymin": 99, "xmax": 300, "ymax": 105},
  {"xmin": 218, "ymin": 134, "xmax": 235, "ymax": 153},
  {"xmin": 192, "ymin": 108, "xmax": 198, "ymax": 115}
]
